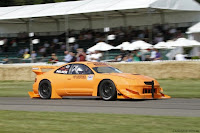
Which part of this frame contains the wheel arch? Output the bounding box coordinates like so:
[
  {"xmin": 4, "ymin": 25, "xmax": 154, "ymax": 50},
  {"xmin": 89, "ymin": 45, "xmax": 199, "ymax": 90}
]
[
  {"xmin": 39, "ymin": 79, "xmax": 51, "ymax": 86},
  {"xmin": 97, "ymin": 79, "xmax": 115, "ymax": 96}
]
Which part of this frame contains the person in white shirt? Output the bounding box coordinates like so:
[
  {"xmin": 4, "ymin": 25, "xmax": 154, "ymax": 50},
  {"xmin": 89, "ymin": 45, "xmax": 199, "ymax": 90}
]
[
  {"xmin": 90, "ymin": 51, "xmax": 103, "ymax": 62},
  {"xmin": 150, "ymin": 49, "xmax": 156, "ymax": 60},
  {"xmin": 44, "ymin": 41, "xmax": 50, "ymax": 48},
  {"xmin": 175, "ymin": 53, "xmax": 186, "ymax": 61},
  {"xmin": 63, "ymin": 51, "xmax": 73, "ymax": 63},
  {"xmin": 86, "ymin": 52, "xmax": 93, "ymax": 62}
]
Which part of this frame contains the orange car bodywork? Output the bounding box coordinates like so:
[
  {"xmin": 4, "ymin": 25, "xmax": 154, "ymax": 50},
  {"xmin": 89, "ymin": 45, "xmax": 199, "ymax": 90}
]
[{"xmin": 29, "ymin": 62, "xmax": 170, "ymax": 99}]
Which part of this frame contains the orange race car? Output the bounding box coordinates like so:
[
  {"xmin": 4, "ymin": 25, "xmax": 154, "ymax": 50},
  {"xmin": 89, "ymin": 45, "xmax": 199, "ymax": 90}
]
[{"xmin": 29, "ymin": 62, "xmax": 170, "ymax": 101}]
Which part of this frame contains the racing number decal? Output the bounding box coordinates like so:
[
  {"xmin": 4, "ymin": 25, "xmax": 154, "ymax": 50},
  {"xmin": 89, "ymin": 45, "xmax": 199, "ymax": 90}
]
[{"xmin": 73, "ymin": 75, "xmax": 86, "ymax": 79}]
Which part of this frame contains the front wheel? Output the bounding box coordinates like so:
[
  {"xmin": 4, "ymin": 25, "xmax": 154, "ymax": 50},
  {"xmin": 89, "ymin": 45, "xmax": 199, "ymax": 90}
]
[
  {"xmin": 99, "ymin": 80, "xmax": 117, "ymax": 101},
  {"xmin": 38, "ymin": 80, "xmax": 52, "ymax": 99}
]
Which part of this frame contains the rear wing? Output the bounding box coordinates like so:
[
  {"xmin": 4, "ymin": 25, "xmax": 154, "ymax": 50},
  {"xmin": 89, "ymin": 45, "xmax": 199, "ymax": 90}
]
[{"xmin": 32, "ymin": 66, "xmax": 58, "ymax": 75}]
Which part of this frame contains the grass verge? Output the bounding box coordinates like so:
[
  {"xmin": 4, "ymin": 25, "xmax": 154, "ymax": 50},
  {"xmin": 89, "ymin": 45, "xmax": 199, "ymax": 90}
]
[
  {"xmin": 0, "ymin": 81, "xmax": 33, "ymax": 97},
  {"xmin": 0, "ymin": 79, "xmax": 200, "ymax": 98},
  {"xmin": 158, "ymin": 79, "xmax": 200, "ymax": 98},
  {"xmin": 0, "ymin": 110, "xmax": 199, "ymax": 133}
]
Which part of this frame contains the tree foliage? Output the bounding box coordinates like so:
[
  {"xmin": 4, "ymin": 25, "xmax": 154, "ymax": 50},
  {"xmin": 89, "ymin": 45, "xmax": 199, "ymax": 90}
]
[{"xmin": 0, "ymin": 0, "xmax": 78, "ymax": 7}]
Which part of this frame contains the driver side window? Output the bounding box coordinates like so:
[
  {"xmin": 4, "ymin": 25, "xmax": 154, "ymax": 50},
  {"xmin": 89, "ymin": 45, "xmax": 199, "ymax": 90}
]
[
  {"xmin": 70, "ymin": 64, "xmax": 94, "ymax": 75},
  {"xmin": 55, "ymin": 64, "xmax": 71, "ymax": 74}
]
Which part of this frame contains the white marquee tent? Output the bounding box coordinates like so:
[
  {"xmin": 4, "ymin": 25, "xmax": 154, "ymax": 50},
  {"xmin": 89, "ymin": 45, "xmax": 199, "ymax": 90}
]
[
  {"xmin": 187, "ymin": 22, "xmax": 200, "ymax": 34},
  {"xmin": 154, "ymin": 38, "xmax": 200, "ymax": 49},
  {"xmin": 87, "ymin": 42, "xmax": 114, "ymax": 52},
  {"xmin": 129, "ymin": 40, "xmax": 152, "ymax": 50},
  {"xmin": 0, "ymin": 0, "xmax": 200, "ymax": 34},
  {"xmin": 0, "ymin": 0, "xmax": 200, "ymax": 20},
  {"xmin": 114, "ymin": 42, "xmax": 131, "ymax": 50},
  {"xmin": 114, "ymin": 41, "xmax": 152, "ymax": 50},
  {"xmin": 187, "ymin": 22, "xmax": 200, "ymax": 42}
]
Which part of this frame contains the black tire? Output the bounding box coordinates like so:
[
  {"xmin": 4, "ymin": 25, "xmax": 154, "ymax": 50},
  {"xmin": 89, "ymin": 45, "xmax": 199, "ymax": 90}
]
[
  {"xmin": 99, "ymin": 80, "xmax": 117, "ymax": 101},
  {"xmin": 38, "ymin": 80, "xmax": 52, "ymax": 99}
]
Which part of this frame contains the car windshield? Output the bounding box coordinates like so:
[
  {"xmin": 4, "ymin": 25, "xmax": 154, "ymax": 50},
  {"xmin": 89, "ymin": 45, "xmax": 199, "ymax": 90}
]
[{"xmin": 93, "ymin": 67, "xmax": 122, "ymax": 73}]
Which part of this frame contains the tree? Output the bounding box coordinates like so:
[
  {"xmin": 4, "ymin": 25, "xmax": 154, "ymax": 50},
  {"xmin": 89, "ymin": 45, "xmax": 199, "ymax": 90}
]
[
  {"xmin": 196, "ymin": 0, "xmax": 200, "ymax": 3},
  {"xmin": 0, "ymin": 0, "xmax": 16, "ymax": 7},
  {"xmin": 0, "ymin": 0, "xmax": 78, "ymax": 7}
]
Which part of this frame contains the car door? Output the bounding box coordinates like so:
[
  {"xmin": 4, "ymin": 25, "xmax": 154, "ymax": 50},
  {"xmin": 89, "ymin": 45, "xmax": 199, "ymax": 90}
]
[
  {"xmin": 52, "ymin": 64, "xmax": 72, "ymax": 96},
  {"xmin": 65, "ymin": 64, "xmax": 95, "ymax": 96}
]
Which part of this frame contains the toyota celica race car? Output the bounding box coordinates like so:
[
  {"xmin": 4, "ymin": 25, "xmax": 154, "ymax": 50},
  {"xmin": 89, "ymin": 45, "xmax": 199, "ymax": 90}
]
[{"xmin": 29, "ymin": 62, "xmax": 170, "ymax": 101}]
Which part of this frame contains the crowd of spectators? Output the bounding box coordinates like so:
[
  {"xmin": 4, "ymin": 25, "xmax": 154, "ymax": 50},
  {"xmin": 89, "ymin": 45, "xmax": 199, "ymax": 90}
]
[
  {"xmin": 48, "ymin": 48, "xmax": 103, "ymax": 64},
  {"xmin": 114, "ymin": 48, "xmax": 162, "ymax": 62},
  {"xmin": 0, "ymin": 24, "xmax": 188, "ymax": 64},
  {"xmin": 76, "ymin": 23, "xmax": 185, "ymax": 45}
]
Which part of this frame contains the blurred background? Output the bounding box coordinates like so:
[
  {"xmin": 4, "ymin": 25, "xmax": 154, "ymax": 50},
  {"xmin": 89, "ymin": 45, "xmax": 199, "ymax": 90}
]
[{"xmin": 0, "ymin": 2, "xmax": 200, "ymax": 132}]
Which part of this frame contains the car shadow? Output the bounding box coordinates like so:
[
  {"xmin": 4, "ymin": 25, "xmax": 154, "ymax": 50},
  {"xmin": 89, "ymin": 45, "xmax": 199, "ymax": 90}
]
[{"xmin": 32, "ymin": 96, "xmax": 161, "ymax": 101}]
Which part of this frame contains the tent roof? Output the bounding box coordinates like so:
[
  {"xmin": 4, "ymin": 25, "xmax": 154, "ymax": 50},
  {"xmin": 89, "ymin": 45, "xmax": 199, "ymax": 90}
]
[
  {"xmin": 0, "ymin": 0, "xmax": 200, "ymax": 20},
  {"xmin": 150, "ymin": 0, "xmax": 200, "ymax": 11},
  {"xmin": 187, "ymin": 22, "xmax": 200, "ymax": 34}
]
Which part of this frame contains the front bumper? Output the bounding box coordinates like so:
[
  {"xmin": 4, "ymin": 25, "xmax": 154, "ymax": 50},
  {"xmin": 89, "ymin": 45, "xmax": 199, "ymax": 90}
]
[
  {"xmin": 117, "ymin": 80, "xmax": 171, "ymax": 99},
  {"xmin": 117, "ymin": 90, "xmax": 171, "ymax": 99}
]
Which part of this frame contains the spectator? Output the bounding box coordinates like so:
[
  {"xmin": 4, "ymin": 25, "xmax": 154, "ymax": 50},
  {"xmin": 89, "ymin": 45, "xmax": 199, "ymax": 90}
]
[
  {"xmin": 2, "ymin": 55, "xmax": 9, "ymax": 64},
  {"xmin": 76, "ymin": 48, "xmax": 86, "ymax": 61},
  {"xmin": 60, "ymin": 43, "xmax": 66, "ymax": 50},
  {"xmin": 115, "ymin": 55, "xmax": 122, "ymax": 62},
  {"xmin": 18, "ymin": 48, "xmax": 24, "ymax": 57},
  {"xmin": 86, "ymin": 51, "xmax": 93, "ymax": 62},
  {"xmin": 11, "ymin": 39, "xmax": 17, "ymax": 47},
  {"xmin": 23, "ymin": 51, "xmax": 30, "ymax": 59},
  {"xmin": 31, "ymin": 51, "xmax": 37, "ymax": 60},
  {"xmin": 175, "ymin": 53, "xmax": 186, "ymax": 61},
  {"xmin": 121, "ymin": 55, "xmax": 128, "ymax": 62},
  {"xmin": 39, "ymin": 46, "xmax": 46, "ymax": 56},
  {"xmin": 154, "ymin": 33, "xmax": 164, "ymax": 44},
  {"xmin": 24, "ymin": 47, "xmax": 29, "ymax": 53},
  {"xmin": 120, "ymin": 49, "xmax": 128, "ymax": 59},
  {"xmin": 127, "ymin": 55, "xmax": 133, "ymax": 62},
  {"xmin": 70, "ymin": 52, "xmax": 76, "ymax": 62},
  {"xmin": 44, "ymin": 41, "xmax": 50, "ymax": 48},
  {"xmin": 63, "ymin": 51, "xmax": 73, "ymax": 63},
  {"xmin": 90, "ymin": 50, "xmax": 102, "ymax": 62},
  {"xmin": 154, "ymin": 49, "xmax": 161, "ymax": 60},
  {"xmin": 150, "ymin": 48, "xmax": 156, "ymax": 60},
  {"xmin": 132, "ymin": 50, "xmax": 141, "ymax": 62},
  {"xmin": 53, "ymin": 38, "xmax": 59, "ymax": 44},
  {"xmin": 145, "ymin": 55, "xmax": 151, "ymax": 61},
  {"xmin": 49, "ymin": 53, "xmax": 58, "ymax": 64}
]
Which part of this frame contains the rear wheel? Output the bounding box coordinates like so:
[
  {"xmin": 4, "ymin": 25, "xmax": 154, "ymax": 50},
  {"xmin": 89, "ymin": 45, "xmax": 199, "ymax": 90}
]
[
  {"xmin": 99, "ymin": 80, "xmax": 117, "ymax": 101},
  {"xmin": 38, "ymin": 80, "xmax": 52, "ymax": 99}
]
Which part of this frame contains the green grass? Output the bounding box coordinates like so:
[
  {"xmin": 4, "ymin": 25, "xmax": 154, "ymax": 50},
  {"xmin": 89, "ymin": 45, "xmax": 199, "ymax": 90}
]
[
  {"xmin": 0, "ymin": 79, "xmax": 200, "ymax": 98},
  {"xmin": 0, "ymin": 81, "xmax": 33, "ymax": 97},
  {"xmin": 0, "ymin": 110, "xmax": 199, "ymax": 133},
  {"xmin": 158, "ymin": 79, "xmax": 200, "ymax": 98}
]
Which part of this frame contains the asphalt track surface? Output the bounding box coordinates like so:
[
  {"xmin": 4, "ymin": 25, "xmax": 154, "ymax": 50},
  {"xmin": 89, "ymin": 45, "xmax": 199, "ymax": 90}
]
[{"xmin": 0, "ymin": 97, "xmax": 200, "ymax": 117}]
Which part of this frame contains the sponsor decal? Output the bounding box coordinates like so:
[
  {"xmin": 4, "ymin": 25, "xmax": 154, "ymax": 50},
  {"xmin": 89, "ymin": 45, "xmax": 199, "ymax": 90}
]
[
  {"xmin": 56, "ymin": 70, "xmax": 68, "ymax": 74},
  {"xmin": 87, "ymin": 75, "xmax": 94, "ymax": 80},
  {"xmin": 73, "ymin": 75, "xmax": 86, "ymax": 79},
  {"xmin": 32, "ymin": 68, "xmax": 39, "ymax": 70},
  {"xmin": 66, "ymin": 65, "xmax": 70, "ymax": 69}
]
